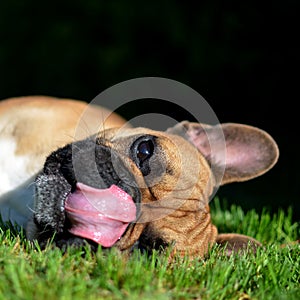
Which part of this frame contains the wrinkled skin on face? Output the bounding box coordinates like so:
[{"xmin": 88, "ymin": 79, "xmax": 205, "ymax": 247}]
[{"xmin": 27, "ymin": 123, "xmax": 279, "ymax": 258}]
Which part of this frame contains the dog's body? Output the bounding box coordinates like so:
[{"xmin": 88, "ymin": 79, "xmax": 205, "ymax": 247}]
[
  {"xmin": 0, "ymin": 96, "xmax": 127, "ymax": 195},
  {"xmin": 0, "ymin": 96, "xmax": 279, "ymax": 258}
]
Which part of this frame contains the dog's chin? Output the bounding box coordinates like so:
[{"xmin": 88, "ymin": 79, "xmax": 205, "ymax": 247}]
[{"xmin": 64, "ymin": 182, "xmax": 137, "ymax": 248}]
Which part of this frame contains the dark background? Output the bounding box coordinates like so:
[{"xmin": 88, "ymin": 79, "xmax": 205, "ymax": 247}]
[{"xmin": 0, "ymin": 1, "xmax": 299, "ymax": 219}]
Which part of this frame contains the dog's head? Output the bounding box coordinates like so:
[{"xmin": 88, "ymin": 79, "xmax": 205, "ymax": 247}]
[{"xmin": 27, "ymin": 121, "xmax": 278, "ymax": 256}]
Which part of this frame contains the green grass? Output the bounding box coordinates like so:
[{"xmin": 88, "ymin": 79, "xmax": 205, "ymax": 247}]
[{"xmin": 0, "ymin": 198, "xmax": 299, "ymax": 300}]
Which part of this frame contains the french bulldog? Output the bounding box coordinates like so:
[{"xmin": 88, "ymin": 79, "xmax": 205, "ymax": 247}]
[{"xmin": 0, "ymin": 96, "xmax": 279, "ymax": 258}]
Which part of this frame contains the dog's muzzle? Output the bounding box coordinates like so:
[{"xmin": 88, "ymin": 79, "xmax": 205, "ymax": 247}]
[{"xmin": 34, "ymin": 137, "xmax": 141, "ymax": 247}]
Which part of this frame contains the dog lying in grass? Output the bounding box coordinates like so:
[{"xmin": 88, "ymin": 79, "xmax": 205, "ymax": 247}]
[{"xmin": 0, "ymin": 96, "xmax": 279, "ymax": 257}]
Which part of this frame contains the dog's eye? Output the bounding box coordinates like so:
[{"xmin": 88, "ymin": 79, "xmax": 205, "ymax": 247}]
[
  {"xmin": 137, "ymin": 140, "xmax": 154, "ymax": 163},
  {"xmin": 131, "ymin": 136, "xmax": 156, "ymax": 176}
]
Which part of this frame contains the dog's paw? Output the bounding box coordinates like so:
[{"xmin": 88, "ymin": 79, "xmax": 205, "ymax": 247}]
[{"xmin": 216, "ymin": 233, "xmax": 262, "ymax": 256}]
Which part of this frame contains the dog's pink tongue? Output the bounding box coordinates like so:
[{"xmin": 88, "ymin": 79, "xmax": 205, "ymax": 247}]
[{"xmin": 65, "ymin": 183, "xmax": 136, "ymax": 247}]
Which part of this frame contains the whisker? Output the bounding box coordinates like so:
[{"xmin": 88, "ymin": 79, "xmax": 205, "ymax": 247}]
[
  {"xmin": 75, "ymin": 115, "xmax": 94, "ymax": 138},
  {"xmin": 98, "ymin": 109, "xmax": 109, "ymax": 140},
  {"xmin": 26, "ymin": 181, "xmax": 35, "ymax": 189},
  {"xmin": 27, "ymin": 205, "xmax": 36, "ymax": 214}
]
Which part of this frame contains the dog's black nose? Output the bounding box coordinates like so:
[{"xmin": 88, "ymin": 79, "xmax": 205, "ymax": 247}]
[{"xmin": 43, "ymin": 138, "xmax": 112, "ymax": 191}]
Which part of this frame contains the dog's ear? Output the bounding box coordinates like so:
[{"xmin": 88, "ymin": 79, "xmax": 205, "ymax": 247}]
[
  {"xmin": 215, "ymin": 233, "xmax": 262, "ymax": 256},
  {"xmin": 167, "ymin": 121, "xmax": 279, "ymax": 185}
]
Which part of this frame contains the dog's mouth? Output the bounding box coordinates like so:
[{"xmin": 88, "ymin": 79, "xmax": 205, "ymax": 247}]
[
  {"xmin": 64, "ymin": 182, "xmax": 137, "ymax": 247},
  {"xmin": 33, "ymin": 135, "xmax": 152, "ymax": 249}
]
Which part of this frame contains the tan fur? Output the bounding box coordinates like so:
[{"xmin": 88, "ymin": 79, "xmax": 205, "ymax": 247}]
[
  {"xmin": 0, "ymin": 96, "xmax": 126, "ymax": 155},
  {"xmin": 101, "ymin": 129, "xmax": 218, "ymax": 256},
  {"xmin": 91, "ymin": 123, "xmax": 278, "ymax": 257},
  {"xmin": 137, "ymin": 134, "xmax": 218, "ymax": 257}
]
